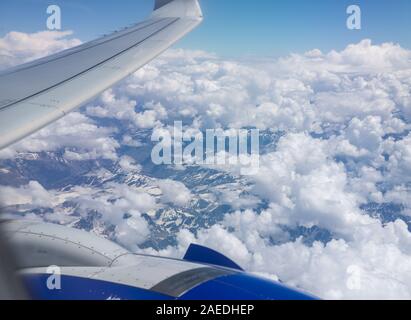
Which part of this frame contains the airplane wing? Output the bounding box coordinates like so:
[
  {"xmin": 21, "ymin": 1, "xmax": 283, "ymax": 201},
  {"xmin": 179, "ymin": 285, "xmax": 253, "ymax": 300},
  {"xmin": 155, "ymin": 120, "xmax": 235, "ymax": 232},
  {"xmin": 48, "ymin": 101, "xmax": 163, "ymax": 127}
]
[{"xmin": 0, "ymin": 0, "xmax": 203, "ymax": 150}]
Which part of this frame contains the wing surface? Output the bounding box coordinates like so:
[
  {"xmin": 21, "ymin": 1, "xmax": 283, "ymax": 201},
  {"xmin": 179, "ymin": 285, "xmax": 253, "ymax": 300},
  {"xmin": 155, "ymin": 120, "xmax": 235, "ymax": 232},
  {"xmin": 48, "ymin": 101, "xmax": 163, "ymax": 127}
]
[{"xmin": 0, "ymin": 0, "xmax": 202, "ymax": 149}]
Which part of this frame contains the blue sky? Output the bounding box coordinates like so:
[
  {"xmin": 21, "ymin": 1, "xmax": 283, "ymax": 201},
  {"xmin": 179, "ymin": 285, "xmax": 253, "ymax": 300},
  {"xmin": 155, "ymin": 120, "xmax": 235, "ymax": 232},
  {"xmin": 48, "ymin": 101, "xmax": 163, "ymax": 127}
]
[{"xmin": 0, "ymin": 0, "xmax": 410, "ymax": 57}]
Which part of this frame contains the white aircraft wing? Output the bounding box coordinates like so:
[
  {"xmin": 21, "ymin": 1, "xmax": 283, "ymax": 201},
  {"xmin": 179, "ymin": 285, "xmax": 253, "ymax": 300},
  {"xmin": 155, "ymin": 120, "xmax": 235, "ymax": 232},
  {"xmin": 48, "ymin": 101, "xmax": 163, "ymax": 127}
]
[{"xmin": 0, "ymin": 0, "xmax": 203, "ymax": 149}]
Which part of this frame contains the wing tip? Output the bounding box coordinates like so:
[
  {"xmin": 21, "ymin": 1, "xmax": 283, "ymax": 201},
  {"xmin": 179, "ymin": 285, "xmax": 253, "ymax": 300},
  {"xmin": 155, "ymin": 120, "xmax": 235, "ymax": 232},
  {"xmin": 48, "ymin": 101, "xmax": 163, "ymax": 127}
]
[
  {"xmin": 153, "ymin": 0, "xmax": 203, "ymax": 19},
  {"xmin": 154, "ymin": 0, "xmax": 174, "ymax": 10}
]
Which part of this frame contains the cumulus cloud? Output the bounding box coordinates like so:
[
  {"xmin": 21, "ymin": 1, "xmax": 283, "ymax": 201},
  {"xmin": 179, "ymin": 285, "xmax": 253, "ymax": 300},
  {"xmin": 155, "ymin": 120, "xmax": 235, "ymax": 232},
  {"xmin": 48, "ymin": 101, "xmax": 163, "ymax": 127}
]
[
  {"xmin": 1, "ymin": 180, "xmax": 155, "ymax": 251},
  {"xmin": 248, "ymin": 133, "xmax": 376, "ymax": 238},
  {"xmin": 0, "ymin": 112, "xmax": 120, "ymax": 161},
  {"xmin": 86, "ymin": 90, "xmax": 168, "ymax": 129},
  {"xmin": 157, "ymin": 179, "xmax": 192, "ymax": 207},
  {"xmin": 0, "ymin": 181, "xmax": 53, "ymax": 207},
  {"xmin": 118, "ymin": 156, "xmax": 142, "ymax": 172},
  {"xmin": 97, "ymin": 39, "xmax": 408, "ymax": 136},
  {"xmin": 384, "ymin": 134, "xmax": 411, "ymax": 184},
  {"xmin": 0, "ymin": 30, "xmax": 81, "ymax": 69}
]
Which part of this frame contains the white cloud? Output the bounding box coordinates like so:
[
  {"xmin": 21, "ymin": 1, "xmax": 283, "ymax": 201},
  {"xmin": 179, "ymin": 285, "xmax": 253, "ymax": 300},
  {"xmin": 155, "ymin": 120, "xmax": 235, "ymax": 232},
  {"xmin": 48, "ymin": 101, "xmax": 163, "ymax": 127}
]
[
  {"xmin": 118, "ymin": 156, "xmax": 142, "ymax": 172},
  {"xmin": 384, "ymin": 134, "xmax": 411, "ymax": 184},
  {"xmin": 0, "ymin": 112, "xmax": 120, "ymax": 161},
  {"xmin": 345, "ymin": 116, "xmax": 384, "ymax": 153},
  {"xmin": 327, "ymin": 39, "xmax": 411, "ymax": 72},
  {"xmin": 0, "ymin": 180, "xmax": 154, "ymax": 251},
  {"xmin": 0, "ymin": 181, "xmax": 53, "ymax": 207},
  {"xmin": 157, "ymin": 179, "xmax": 192, "ymax": 207},
  {"xmin": 0, "ymin": 30, "xmax": 81, "ymax": 69}
]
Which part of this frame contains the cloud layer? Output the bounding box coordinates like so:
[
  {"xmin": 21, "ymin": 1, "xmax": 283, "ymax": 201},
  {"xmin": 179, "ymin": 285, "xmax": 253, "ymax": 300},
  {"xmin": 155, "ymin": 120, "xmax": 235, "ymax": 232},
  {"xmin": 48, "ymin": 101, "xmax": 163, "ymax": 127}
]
[
  {"xmin": 1, "ymin": 31, "xmax": 411, "ymax": 299},
  {"xmin": 0, "ymin": 30, "xmax": 81, "ymax": 69}
]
